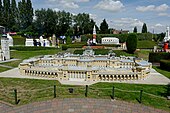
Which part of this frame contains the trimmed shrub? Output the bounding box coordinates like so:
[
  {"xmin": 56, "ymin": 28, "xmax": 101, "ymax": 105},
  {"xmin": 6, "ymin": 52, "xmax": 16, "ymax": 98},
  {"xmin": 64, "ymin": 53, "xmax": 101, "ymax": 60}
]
[
  {"xmin": 10, "ymin": 46, "xmax": 57, "ymax": 51},
  {"xmin": 97, "ymin": 44, "xmax": 121, "ymax": 47},
  {"xmin": 66, "ymin": 36, "xmax": 72, "ymax": 44},
  {"xmin": 62, "ymin": 45, "xmax": 68, "ymax": 50},
  {"xmin": 126, "ymin": 34, "xmax": 137, "ymax": 54},
  {"xmin": 160, "ymin": 60, "xmax": 170, "ymax": 71},
  {"xmin": 149, "ymin": 52, "xmax": 170, "ymax": 63}
]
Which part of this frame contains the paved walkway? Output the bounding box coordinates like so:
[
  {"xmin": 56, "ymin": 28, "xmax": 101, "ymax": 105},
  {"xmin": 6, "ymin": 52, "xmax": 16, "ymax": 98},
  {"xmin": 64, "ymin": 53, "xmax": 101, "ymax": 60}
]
[
  {"xmin": 0, "ymin": 98, "xmax": 168, "ymax": 113},
  {"xmin": 0, "ymin": 59, "xmax": 20, "ymax": 64},
  {"xmin": 0, "ymin": 64, "xmax": 14, "ymax": 69},
  {"xmin": 0, "ymin": 68, "xmax": 169, "ymax": 85}
]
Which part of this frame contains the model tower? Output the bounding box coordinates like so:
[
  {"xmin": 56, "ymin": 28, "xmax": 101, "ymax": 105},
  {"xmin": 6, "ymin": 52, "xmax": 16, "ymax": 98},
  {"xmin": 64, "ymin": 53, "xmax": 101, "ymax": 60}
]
[
  {"xmin": 93, "ymin": 25, "xmax": 97, "ymax": 44},
  {"xmin": 1, "ymin": 34, "xmax": 10, "ymax": 60},
  {"xmin": 163, "ymin": 27, "xmax": 170, "ymax": 42}
]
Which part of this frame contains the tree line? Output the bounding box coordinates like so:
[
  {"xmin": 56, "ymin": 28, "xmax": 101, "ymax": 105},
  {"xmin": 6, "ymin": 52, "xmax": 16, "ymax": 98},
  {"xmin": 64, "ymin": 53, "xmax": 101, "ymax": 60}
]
[
  {"xmin": 0, "ymin": 0, "xmax": 100, "ymax": 37},
  {"xmin": 0, "ymin": 0, "xmax": 165, "ymax": 39}
]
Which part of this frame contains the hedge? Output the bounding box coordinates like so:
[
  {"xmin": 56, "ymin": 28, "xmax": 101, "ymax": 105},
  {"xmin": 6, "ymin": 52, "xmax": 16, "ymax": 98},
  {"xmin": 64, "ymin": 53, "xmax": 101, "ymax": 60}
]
[
  {"xmin": 62, "ymin": 43, "xmax": 86, "ymax": 50},
  {"xmin": 149, "ymin": 52, "xmax": 170, "ymax": 63},
  {"xmin": 160, "ymin": 60, "xmax": 170, "ymax": 71},
  {"xmin": 10, "ymin": 46, "xmax": 57, "ymax": 51},
  {"xmin": 97, "ymin": 44, "xmax": 121, "ymax": 47}
]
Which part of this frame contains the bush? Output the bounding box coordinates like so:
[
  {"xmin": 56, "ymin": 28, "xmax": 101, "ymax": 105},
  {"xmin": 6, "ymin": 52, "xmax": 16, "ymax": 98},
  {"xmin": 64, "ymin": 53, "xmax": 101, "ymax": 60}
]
[
  {"xmin": 10, "ymin": 46, "xmax": 57, "ymax": 51},
  {"xmin": 126, "ymin": 34, "xmax": 137, "ymax": 54},
  {"xmin": 160, "ymin": 60, "xmax": 170, "ymax": 71},
  {"xmin": 149, "ymin": 52, "xmax": 170, "ymax": 63},
  {"xmin": 62, "ymin": 45, "xmax": 68, "ymax": 50},
  {"xmin": 96, "ymin": 44, "xmax": 120, "ymax": 47},
  {"xmin": 66, "ymin": 36, "xmax": 72, "ymax": 44}
]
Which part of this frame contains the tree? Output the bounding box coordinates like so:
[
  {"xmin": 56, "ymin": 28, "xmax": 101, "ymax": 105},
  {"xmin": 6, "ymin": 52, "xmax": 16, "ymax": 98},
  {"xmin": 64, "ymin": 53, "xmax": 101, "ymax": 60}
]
[
  {"xmin": 142, "ymin": 23, "xmax": 147, "ymax": 33},
  {"xmin": 133, "ymin": 26, "xmax": 137, "ymax": 33},
  {"xmin": 126, "ymin": 33, "xmax": 137, "ymax": 54},
  {"xmin": 3, "ymin": 0, "xmax": 11, "ymax": 30},
  {"xmin": 11, "ymin": 0, "xmax": 19, "ymax": 31},
  {"xmin": 18, "ymin": 0, "xmax": 33, "ymax": 30},
  {"xmin": 100, "ymin": 19, "xmax": 109, "ymax": 34},
  {"xmin": 73, "ymin": 13, "xmax": 91, "ymax": 35},
  {"xmin": 66, "ymin": 36, "xmax": 72, "ymax": 44},
  {"xmin": 0, "ymin": 0, "xmax": 4, "ymax": 26}
]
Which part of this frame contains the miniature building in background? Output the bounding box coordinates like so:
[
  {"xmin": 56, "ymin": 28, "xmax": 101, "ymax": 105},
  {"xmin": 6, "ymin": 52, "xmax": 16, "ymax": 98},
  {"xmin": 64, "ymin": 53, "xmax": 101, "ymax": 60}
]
[
  {"xmin": 163, "ymin": 27, "xmax": 170, "ymax": 42},
  {"xmin": 0, "ymin": 34, "xmax": 10, "ymax": 61},
  {"xmin": 102, "ymin": 37, "xmax": 119, "ymax": 45},
  {"xmin": 19, "ymin": 47, "xmax": 152, "ymax": 82},
  {"xmin": 7, "ymin": 33, "xmax": 13, "ymax": 46},
  {"xmin": 25, "ymin": 36, "xmax": 50, "ymax": 47},
  {"xmin": 112, "ymin": 29, "xmax": 129, "ymax": 34}
]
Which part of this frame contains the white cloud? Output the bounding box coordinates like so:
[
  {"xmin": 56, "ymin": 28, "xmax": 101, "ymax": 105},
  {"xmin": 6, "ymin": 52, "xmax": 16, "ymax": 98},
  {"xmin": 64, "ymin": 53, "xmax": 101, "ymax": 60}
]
[
  {"xmin": 110, "ymin": 18, "xmax": 144, "ymax": 32},
  {"xmin": 114, "ymin": 18, "xmax": 143, "ymax": 27},
  {"xmin": 47, "ymin": 0, "xmax": 90, "ymax": 9},
  {"xmin": 136, "ymin": 4, "xmax": 169, "ymax": 12},
  {"xmin": 89, "ymin": 13, "xmax": 97, "ymax": 20},
  {"xmin": 158, "ymin": 13, "xmax": 170, "ymax": 17},
  {"xmin": 60, "ymin": 1, "xmax": 79, "ymax": 9},
  {"xmin": 155, "ymin": 4, "xmax": 169, "ymax": 12},
  {"xmin": 94, "ymin": 0, "xmax": 124, "ymax": 12},
  {"xmin": 155, "ymin": 23, "xmax": 163, "ymax": 27},
  {"xmin": 53, "ymin": 8, "xmax": 60, "ymax": 12}
]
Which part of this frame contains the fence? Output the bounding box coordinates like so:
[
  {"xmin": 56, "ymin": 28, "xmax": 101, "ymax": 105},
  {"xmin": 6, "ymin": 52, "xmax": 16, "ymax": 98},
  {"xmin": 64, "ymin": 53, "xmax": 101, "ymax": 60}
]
[{"xmin": 0, "ymin": 85, "xmax": 168, "ymax": 105}]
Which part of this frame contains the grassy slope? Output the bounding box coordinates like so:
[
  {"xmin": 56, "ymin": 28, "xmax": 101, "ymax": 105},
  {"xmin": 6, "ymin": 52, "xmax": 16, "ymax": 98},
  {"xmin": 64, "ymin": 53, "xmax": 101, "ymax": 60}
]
[
  {"xmin": 153, "ymin": 66, "xmax": 170, "ymax": 79},
  {"xmin": 0, "ymin": 78, "xmax": 169, "ymax": 111},
  {"xmin": 137, "ymin": 40, "xmax": 158, "ymax": 49}
]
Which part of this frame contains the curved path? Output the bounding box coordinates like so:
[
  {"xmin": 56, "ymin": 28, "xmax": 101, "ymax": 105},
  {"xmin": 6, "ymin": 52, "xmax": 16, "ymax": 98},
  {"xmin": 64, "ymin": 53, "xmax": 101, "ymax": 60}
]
[{"xmin": 0, "ymin": 98, "xmax": 168, "ymax": 113}]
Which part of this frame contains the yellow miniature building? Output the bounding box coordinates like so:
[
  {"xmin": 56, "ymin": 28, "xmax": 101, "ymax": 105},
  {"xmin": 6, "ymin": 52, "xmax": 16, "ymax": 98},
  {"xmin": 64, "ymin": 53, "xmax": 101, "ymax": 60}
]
[{"xmin": 19, "ymin": 47, "xmax": 152, "ymax": 82}]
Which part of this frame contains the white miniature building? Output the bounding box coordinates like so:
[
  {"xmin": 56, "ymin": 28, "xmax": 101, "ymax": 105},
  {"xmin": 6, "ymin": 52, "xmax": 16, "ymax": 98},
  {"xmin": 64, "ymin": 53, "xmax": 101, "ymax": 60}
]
[
  {"xmin": 163, "ymin": 27, "xmax": 170, "ymax": 42},
  {"xmin": 25, "ymin": 36, "xmax": 50, "ymax": 47},
  {"xmin": 25, "ymin": 38, "xmax": 34, "ymax": 46},
  {"xmin": 0, "ymin": 34, "xmax": 10, "ymax": 61},
  {"xmin": 102, "ymin": 37, "xmax": 119, "ymax": 45},
  {"xmin": 7, "ymin": 33, "xmax": 13, "ymax": 46}
]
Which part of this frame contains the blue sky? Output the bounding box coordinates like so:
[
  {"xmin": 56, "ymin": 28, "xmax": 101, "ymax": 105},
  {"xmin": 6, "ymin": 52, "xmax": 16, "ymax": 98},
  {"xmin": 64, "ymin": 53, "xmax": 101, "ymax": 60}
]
[{"xmin": 18, "ymin": 0, "xmax": 170, "ymax": 33}]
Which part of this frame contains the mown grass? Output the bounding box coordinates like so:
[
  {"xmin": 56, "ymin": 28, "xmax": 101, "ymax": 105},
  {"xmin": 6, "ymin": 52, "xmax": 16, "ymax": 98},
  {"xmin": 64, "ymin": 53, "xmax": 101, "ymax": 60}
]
[
  {"xmin": 0, "ymin": 60, "xmax": 21, "ymax": 68},
  {"xmin": 0, "ymin": 78, "xmax": 169, "ymax": 111},
  {"xmin": 153, "ymin": 66, "xmax": 170, "ymax": 79},
  {"xmin": 137, "ymin": 40, "xmax": 158, "ymax": 49},
  {"xmin": 0, "ymin": 47, "xmax": 61, "ymax": 73},
  {"xmin": 0, "ymin": 67, "xmax": 10, "ymax": 72}
]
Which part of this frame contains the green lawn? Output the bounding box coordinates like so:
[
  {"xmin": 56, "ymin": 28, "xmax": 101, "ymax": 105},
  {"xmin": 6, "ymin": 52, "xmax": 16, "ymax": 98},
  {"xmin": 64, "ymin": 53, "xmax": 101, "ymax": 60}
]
[
  {"xmin": 0, "ymin": 47, "xmax": 61, "ymax": 73},
  {"xmin": 153, "ymin": 66, "xmax": 170, "ymax": 79},
  {"xmin": 137, "ymin": 40, "xmax": 158, "ymax": 49},
  {"xmin": 0, "ymin": 78, "xmax": 169, "ymax": 111},
  {"xmin": 0, "ymin": 67, "xmax": 11, "ymax": 72}
]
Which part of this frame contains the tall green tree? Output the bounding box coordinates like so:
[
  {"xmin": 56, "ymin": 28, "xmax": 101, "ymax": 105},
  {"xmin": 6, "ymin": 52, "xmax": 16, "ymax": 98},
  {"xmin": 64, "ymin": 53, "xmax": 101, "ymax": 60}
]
[
  {"xmin": 26, "ymin": 0, "xmax": 33, "ymax": 26},
  {"xmin": 126, "ymin": 33, "xmax": 137, "ymax": 54},
  {"xmin": 0, "ymin": 0, "xmax": 4, "ymax": 26},
  {"xmin": 3, "ymin": 0, "xmax": 11, "ymax": 30},
  {"xmin": 142, "ymin": 23, "xmax": 147, "ymax": 33},
  {"xmin": 11, "ymin": 0, "xmax": 19, "ymax": 31},
  {"xmin": 100, "ymin": 19, "xmax": 109, "ymax": 34},
  {"xmin": 18, "ymin": 0, "xmax": 33, "ymax": 30},
  {"xmin": 133, "ymin": 26, "xmax": 137, "ymax": 33},
  {"xmin": 73, "ymin": 13, "xmax": 91, "ymax": 35}
]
